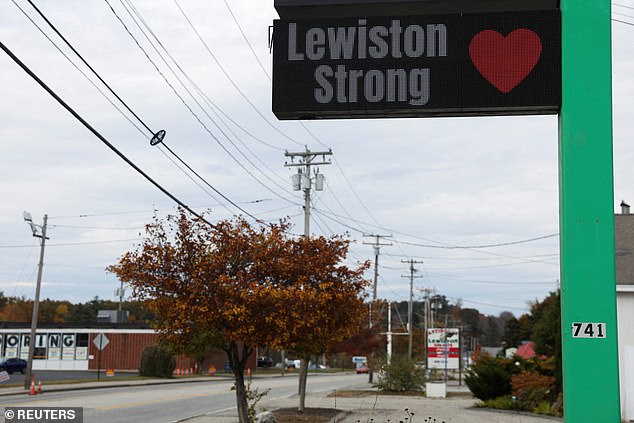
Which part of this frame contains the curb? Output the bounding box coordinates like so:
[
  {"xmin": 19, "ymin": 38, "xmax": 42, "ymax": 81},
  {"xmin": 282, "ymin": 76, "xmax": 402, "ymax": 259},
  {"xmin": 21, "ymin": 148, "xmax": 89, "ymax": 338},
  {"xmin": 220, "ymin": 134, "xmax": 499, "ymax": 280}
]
[{"xmin": 0, "ymin": 375, "xmax": 231, "ymax": 397}]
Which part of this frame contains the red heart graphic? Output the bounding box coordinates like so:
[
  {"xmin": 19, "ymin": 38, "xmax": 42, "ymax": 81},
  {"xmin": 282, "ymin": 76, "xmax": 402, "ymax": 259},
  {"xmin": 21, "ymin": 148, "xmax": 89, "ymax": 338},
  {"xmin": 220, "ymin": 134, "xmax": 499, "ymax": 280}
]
[{"xmin": 469, "ymin": 29, "xmax": 542, "ymax": 94}]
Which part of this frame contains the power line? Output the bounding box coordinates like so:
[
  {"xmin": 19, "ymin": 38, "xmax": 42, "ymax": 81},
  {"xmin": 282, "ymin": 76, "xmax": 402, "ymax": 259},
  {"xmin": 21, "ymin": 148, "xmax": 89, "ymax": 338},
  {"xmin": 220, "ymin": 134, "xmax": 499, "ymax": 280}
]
[
  {"xmin": 24, "ymin": 0, "xmax": 158, "ymax": 137},
  {"xmin": 49, "ymin": 199, "xmax": 277, "ymax": 220},
  {"xmin": 423, "ymin": 274, "xmax": 558, "ymax": 285},
  {"xmin": 614, "ymin": 2, "xmax": 634, "ymax": 11},
  {"xmin": 445, "ymin": 296, "xmax": 530, "ymax": 312},
  {"xmin": 106, "ymin": 0, "xmax": 300, "ymax": 206},
  {"xmin": 50, "ymin": 224, "xmax": 143, "ymax": 230},
  {"xmin": 10, "ymin": 0, "xmax": 148, "ymax": 138},
  {"xmin": 172, "ymin": 0, "xmax": 304, "ymax": 147},
  {"xmin": 0, "ymin": 40, "xmax": 212, "ymax": 227},
  {"xmin": 391, "ymin": 233, "xmax": 559, "ymax": 249},
  {"xmin": 613, "ymin": 17, "xmax": 634, "ymax": 26},
  {"xmin": 222, "ymin": 0, "xmax": 271, "ymax": 81},
  {"xmin": 123, "ymin": 0, "xmax": 283, "ymax": 154},
  {"xmin": 19, "ymin": 0, "xmax": 266, "ymax": 220},
  {"xmin": 315, "ymin": 206, "xmax": 558, "ymax": 251},
  {"xmin": 613, "ymin": 11, "xmax": 634, "ymax": 19},
  {"xmin": 213, "ymin": 0, "xmax": 374, "ymax": 229},
  {"xmin": 159, "ymin": 143, "xmax": 263, "ymax": 221},
  {"xmin": 0, "ymin": 238, "xmax": 141, "ymax": 249}
]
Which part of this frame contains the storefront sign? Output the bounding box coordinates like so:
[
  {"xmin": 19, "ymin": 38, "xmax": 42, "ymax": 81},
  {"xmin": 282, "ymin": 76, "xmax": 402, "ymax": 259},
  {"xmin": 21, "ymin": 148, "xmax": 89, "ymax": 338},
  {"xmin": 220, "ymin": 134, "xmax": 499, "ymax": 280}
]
[{"xmin": 427, "ymin": 328, "xmax": 459, "ymax": 369}]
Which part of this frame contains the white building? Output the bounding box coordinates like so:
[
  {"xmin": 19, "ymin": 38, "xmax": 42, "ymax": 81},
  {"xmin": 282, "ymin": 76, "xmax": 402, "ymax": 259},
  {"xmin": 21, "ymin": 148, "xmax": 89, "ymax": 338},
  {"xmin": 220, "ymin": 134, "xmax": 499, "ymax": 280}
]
[{"xmin": 615, "ymin": 201, "xmax": 634, "ymax": 421}]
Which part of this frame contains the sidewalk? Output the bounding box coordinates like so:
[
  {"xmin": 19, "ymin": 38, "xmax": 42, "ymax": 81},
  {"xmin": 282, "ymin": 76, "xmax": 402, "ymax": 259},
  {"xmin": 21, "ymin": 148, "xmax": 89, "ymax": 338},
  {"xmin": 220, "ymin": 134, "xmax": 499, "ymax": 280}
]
[
  {"xmin": 1, "ymin": 377, "xmax": 562, "ymax": 423},
  {"xmin": 184, "ymin": 383, "xmax": 562, "ymax": 423}
]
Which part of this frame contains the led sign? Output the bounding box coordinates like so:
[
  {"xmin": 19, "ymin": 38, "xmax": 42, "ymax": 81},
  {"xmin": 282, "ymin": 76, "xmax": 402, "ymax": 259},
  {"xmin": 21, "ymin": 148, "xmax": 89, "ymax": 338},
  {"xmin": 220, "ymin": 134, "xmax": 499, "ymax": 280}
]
[{"xmin": 272, "ymin": 10, "xmax": 560, "ymax": 119}]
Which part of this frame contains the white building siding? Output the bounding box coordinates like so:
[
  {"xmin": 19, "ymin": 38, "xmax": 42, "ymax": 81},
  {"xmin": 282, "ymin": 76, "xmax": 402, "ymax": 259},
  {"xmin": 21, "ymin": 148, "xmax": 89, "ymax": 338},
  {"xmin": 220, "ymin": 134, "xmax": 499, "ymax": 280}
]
[{"xmin": 617, "ymin": 288, "xmax": 634, "ymax": 422}]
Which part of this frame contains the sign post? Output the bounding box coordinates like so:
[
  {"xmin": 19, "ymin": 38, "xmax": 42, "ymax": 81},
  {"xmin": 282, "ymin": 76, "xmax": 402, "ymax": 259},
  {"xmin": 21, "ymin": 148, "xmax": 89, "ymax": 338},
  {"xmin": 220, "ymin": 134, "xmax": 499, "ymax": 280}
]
[
  {"xmin": 273, "ymin": 0, "xmax": 622, "ymax": 419},
  {"xmin": 93, "ymin": 333, "xmax": 109, "ymax": 382},
  {"xmin": 559, "ymin": 0, "xmax": 621, "ymax": 420}
]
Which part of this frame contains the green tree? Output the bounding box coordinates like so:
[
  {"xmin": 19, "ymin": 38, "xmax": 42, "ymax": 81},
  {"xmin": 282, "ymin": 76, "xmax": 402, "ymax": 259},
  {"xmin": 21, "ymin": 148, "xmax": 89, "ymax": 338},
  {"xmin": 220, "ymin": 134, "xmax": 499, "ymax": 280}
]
[
  {"xmin": 0, "ymin": 291, "xmax": 7, "ymax": 309},
  {"xmin": 501, "ymin": 317, "xmax": 522, "ymax": 347},
  {"xmin": 530, "ymin": 291, "xmax": 561, "ymax": 394}
]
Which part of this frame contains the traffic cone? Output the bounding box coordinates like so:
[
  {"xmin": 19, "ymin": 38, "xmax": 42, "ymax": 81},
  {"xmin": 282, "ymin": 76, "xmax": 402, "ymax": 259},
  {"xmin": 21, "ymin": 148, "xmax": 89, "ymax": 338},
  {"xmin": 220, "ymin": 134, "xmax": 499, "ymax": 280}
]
[
  {"xmin": 29, "ymin": 379, "xmax": 35, "ymax": 395},
  {"xmin": 37, "ymin": 380, "xmax": 42, "ymax": 394}
]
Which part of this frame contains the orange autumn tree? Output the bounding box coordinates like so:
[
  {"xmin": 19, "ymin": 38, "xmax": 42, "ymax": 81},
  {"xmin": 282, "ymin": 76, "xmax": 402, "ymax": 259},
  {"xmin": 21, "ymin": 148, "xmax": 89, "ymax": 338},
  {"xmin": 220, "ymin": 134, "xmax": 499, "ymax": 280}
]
[
  {"xmin": 108, "ymin": 210, "xmax": 369, "ymax": 422},
  {"xmin": 283, "ymin": 236, "xmax": 370, "ymax": 412}
]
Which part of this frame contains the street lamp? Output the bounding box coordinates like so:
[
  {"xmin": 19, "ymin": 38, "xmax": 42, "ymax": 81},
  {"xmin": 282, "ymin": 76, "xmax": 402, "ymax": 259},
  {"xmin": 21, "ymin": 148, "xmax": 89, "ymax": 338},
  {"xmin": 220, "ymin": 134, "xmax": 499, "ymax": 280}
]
[{"xmin": 22, "ymin": 211, "xmax": 48, "ymax": 390}]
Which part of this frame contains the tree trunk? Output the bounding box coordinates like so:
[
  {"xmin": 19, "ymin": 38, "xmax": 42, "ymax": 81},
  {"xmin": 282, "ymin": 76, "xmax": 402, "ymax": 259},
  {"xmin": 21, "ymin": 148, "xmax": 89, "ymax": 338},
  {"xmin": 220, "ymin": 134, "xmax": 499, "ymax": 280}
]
[
  {"xmin": 298, "ymin": 357, "xmax": 310, "ymax": 412},
  {"xmin": 227, "ymin": 342, "xmax": 251, "ymax": 423}
]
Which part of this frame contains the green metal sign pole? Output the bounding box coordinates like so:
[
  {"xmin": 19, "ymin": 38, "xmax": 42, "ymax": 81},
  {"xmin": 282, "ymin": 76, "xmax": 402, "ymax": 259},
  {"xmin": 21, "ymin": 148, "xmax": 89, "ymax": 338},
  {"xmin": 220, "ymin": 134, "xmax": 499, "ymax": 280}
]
[{"xmin": 559, "ymin": 0, "xmax": 621, "ymax": 421}]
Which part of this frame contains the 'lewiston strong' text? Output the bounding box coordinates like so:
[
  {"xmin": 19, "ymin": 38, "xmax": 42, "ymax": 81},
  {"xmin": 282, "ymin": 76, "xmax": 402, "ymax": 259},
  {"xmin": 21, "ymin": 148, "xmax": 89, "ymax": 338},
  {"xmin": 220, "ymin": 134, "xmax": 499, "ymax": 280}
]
[{"xmin": 287, "ymin": 19, "xmax": 447, "ymax": 106}]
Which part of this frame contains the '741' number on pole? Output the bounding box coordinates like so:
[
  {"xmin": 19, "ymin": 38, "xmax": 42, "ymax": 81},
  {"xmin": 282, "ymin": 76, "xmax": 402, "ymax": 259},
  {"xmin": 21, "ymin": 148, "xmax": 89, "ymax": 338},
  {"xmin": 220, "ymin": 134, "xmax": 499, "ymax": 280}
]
[{"xmin": 571, "ymin": 322, "xmax": 606, "ymax": 338}]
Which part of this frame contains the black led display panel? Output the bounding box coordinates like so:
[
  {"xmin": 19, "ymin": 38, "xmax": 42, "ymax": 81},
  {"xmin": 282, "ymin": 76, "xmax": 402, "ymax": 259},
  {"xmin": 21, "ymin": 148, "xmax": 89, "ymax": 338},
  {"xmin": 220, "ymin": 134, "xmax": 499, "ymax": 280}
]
[{"xmin": 272, "ymin": 10, "xmax": 560, "ymax": 119}]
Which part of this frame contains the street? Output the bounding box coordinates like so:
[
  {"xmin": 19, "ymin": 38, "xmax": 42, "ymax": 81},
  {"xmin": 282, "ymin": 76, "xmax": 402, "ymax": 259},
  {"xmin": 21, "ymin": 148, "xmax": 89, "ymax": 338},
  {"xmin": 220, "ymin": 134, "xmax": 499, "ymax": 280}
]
[
  {"xmin": 2, "ymin": 370, "xmax": 131, "ymax": 386},
  {"xmin": 0, "ymin": 373, "xmax": 365, "ymax": 423}
]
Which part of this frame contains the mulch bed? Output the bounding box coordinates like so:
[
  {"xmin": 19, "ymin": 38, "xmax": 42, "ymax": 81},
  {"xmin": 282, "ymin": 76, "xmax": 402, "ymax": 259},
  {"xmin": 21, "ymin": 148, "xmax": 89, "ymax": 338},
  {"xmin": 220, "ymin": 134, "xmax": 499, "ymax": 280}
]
[{"xmin": 272, "ymin": 407, "xmax": 345, "ymax": 423}]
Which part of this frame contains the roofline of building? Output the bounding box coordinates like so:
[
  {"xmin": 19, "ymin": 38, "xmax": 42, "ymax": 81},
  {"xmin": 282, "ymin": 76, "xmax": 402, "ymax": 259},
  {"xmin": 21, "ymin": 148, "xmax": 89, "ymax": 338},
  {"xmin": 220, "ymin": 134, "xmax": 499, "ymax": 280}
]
[{"xmin": 0, "ymin": 321, "xmax": 153, "ymax": 330}]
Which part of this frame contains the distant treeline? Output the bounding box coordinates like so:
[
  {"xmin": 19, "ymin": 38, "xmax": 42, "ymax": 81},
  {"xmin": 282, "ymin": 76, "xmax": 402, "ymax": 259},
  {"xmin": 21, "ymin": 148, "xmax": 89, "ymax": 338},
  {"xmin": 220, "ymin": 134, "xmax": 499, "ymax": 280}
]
[{"xmin": 0, "ymin": 292, "xmax": 155, "ymax": 324}]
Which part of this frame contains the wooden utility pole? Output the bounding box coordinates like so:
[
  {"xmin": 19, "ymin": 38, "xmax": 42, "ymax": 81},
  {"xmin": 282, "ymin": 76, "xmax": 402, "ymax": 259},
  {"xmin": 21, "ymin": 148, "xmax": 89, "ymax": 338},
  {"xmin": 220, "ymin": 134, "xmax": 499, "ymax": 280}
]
[
  {"xmin": 401, "ymin": 259, "xmax": 423, "ymax": 359},
  {"xmin": 363, "ymin": 234, "xmax": 391, "ymax": 383}
]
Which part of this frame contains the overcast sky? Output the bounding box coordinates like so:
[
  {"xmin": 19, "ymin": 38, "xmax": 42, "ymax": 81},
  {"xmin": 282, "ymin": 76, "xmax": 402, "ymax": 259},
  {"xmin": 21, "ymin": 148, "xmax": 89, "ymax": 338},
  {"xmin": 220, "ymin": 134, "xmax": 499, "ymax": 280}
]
[{"xmin": 1, "ymin": 0, "xmax": 633, "ymax": 318}]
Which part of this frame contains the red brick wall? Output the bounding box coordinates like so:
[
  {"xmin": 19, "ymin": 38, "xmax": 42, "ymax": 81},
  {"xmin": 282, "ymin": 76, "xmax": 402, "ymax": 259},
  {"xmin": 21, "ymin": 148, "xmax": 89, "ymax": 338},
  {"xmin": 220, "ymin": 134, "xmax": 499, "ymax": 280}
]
[
  {"xmin": 88, "ymin": 332, "xmax": 158, "ymax": 370},
  {"xmin": 87, "ymin": 332, "xmax": 255, "ymax": 372}
]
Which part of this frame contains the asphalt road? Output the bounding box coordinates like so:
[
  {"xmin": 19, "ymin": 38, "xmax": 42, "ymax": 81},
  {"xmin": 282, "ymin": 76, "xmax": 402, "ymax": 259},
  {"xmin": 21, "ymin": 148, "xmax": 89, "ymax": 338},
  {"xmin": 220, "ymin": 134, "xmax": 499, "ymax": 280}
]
[
  {"xmin": 0, "ymin": 373, "xmax": 364, "ymax": 423},
  {"xmin": 3, "ymin": 370, "xmax": 137, "ymax": 386}
]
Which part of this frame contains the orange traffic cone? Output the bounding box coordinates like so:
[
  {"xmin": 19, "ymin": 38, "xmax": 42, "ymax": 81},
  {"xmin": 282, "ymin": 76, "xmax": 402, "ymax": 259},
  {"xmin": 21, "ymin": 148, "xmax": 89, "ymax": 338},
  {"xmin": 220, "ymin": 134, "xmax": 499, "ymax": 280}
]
[
  {"xmin": 37, "ymin": 380, "xmax": 42, "ymax": 394},
  {"xmin": 29, "ymin": 379, "xmax": 35, "ymax": 395}
]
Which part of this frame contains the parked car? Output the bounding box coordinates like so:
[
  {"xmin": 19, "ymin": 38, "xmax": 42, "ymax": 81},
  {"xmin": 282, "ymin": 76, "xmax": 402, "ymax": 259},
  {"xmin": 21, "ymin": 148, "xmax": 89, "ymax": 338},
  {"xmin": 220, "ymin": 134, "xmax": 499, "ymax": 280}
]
[
  {"xmin": 308, "ymin": 363, "xmax": 328, "ymax": 370},
  {"xmin": 257, "ymin": 356, "xmax": 273, "ymax": 368},
  {"xmin": 0, "ymin": 358, "xmax": 27, "ymax": 374},
  {"xmin": 285, "ymin": 358, "xmax": 301, "ymax": 369},
  {"xmin": 356, "ymin": 366, "xmax": 369, "ymax": 374}
]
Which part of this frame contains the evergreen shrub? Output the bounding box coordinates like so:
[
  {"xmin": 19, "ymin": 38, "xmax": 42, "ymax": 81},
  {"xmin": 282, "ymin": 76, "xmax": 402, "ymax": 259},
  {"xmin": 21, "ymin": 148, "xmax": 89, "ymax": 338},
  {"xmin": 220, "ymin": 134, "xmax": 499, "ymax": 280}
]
[{"xmin": 139, "ymin": 345, "xmax": 176, "ymax": 378}]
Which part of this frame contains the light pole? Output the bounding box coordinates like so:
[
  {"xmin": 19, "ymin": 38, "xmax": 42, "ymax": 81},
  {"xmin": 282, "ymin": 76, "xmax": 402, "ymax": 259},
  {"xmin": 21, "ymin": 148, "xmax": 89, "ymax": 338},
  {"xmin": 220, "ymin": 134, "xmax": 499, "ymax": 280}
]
[{"xmin": 22, "ymin": 211, "xmax": 48, "ymax": 390}]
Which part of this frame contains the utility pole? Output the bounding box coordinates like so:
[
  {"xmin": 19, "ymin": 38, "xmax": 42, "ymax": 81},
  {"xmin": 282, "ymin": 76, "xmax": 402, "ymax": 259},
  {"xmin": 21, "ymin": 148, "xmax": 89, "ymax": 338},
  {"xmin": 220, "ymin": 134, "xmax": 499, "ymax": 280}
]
[
  {"xmin": 363, "ymin": 234, "xmax": 392, "ymax": 304},
  {"xmin": 363, "ymin": 234, "xmax": 391, "ymax": 384},
  {"xmin": 419, "ymin": 287, "xmax": 434, "ymax": 369},
  {"xmin": 387, "ymin": 301, "xmax": 392, "ymax": 364},
  {"xmin": 379, "ymin": 302, "xmax": 408, "ymax": 365},
  {"xmin": 284, "ymin": 148, "xmax": 332, "ymax": 238},
  {"xmin": 22, "ymin": 212, "xmax": 48, "ymax": 390},
  {"xmin": 283, "ymin": 148, "xmax": 331, "ymax": 381},
  {"xmin": 401, "ymin": 259, "xmax": 424, "ymax": 359}
]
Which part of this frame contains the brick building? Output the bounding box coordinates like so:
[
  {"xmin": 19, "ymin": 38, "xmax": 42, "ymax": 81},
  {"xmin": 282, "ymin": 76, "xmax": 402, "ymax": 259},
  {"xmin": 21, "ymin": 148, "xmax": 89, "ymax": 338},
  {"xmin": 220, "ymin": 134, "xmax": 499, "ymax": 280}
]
[{"xmin": 0, "ymin": 322, "xmax": 253, "ymax": 372}]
